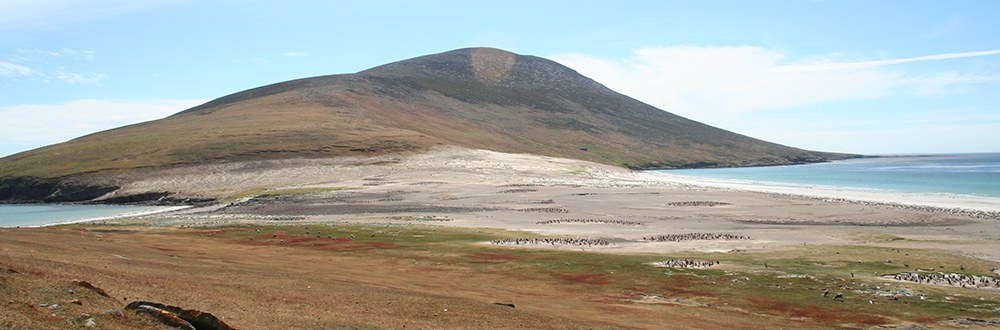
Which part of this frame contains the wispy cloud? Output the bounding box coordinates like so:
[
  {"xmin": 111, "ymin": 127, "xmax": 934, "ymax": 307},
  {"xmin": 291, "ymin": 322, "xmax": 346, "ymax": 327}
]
[
  {"xmin": 779, "ymin": 49, "xmax": 1000, "ymax": 72},
  {"xmin": 6, "ymin": 48, "xmax": 104, "ymax": 83},
  {"xmin": 0, "ymin": 61, "xmax": 33, "ymax": 77},
  {"xmin": 0, "ymin": 98, "xmax": 209, "ymax": 157},
  {"xmin": 550, "ymin": 46, "xmax": 1000, "ymax": 120},
  {"xmin": 18, "ymin": 48, "xmax": 97, "ymax": 60},
  {"xmin": 56, "ymin": 70, "xmax": 106, "ymax": 84},
  {"xmin": 284, "ymin": 52, "xmax": 308, "ymax": 57}
]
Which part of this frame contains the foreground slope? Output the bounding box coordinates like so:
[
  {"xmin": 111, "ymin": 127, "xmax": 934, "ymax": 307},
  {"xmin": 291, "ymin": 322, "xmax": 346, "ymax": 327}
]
[{"xmin": 0, "ymin": 48, "xmax": 855, "ymax": 203}]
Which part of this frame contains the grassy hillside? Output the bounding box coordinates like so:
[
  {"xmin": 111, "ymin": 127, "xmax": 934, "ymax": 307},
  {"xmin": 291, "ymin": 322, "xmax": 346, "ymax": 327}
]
[{"xmin": 0, "ymin": 48, "xmax": 857, "ymax": 202}]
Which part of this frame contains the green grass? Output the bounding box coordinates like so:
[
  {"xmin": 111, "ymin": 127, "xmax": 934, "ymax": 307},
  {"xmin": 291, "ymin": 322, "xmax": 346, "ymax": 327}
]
[
  {"xmin": 52, "ymin": 219, "xmax": 1000, "ymax": 327},
  {"xmin": 172, "ymin": 221, "xmax": 1000, "ymax": 327}
]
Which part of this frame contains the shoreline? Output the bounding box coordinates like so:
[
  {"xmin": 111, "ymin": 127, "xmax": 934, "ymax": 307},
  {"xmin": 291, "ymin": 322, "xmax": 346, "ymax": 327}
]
[
  {"xmin": 3, "ymin": 147, "xmax": 998, "ymax": 228},
  {"xmin": 0, "ymin": 205, "xmax": 190, "ymax": 228},
  {"xmin": 46, "ymin": 205, "xmax": 192, "ymax": 227},
  {"xmin": 639, "ymin": 171, "xmax": 1000, "ymax": 213}
]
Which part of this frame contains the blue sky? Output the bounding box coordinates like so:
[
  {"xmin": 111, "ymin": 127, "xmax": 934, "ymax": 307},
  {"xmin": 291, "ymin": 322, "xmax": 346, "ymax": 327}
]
[{"xmin": 2, "ymin": 0, "xmax": 999, "ymax": 157}]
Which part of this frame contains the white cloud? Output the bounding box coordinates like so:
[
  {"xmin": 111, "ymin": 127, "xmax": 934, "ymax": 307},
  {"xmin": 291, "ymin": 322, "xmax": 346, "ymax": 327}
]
[
  {"xmin": 18, "ymin": 48, "xmax": 97, "ymax": 60},
  {"xmin": 551, "ymin": 46, "xmax": 1000, "ymax": 154},
  {"xmin": 778, "ymin": 49, "xmax": 1000, "ymax": 72},
  {"xmin": 285, "ymin": 52, "xmax": 308, "ymax": 57},
  {"xmin": 0, "ymin": 61, "xmax": 33, "ymax": 77},
  {"xmin": 550, "ymin": 46, "xmax": 1000, "ymax": 121},
  {"xmin": 746, "ymin": 121, "xmax": 1000, "ymax": 155},
  {"xmin": 0, "ymin": 98, "xmax": 208, "ymax": 157},
  {"xmin": 709, "ymin": 106, "xmax": 1000, "ymax": 154},
  {"xmin": 6, "ymin": 48, "xmax": 102, "ymax": 83},
  {"xmin": 55, "ymin": 70, "xmax": 106, "ymax": 84}
]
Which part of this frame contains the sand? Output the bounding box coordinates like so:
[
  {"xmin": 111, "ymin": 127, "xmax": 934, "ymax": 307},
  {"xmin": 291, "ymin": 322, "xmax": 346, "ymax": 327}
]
[{"xmin": 109, "ymin": 145, "xmax": 999, "ymax": 260}]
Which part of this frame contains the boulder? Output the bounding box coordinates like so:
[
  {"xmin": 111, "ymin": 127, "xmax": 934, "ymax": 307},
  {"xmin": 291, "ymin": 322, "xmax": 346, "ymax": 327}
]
[{"xmin": 125, "ymin": 301, "xmax": 235, "ymax": 330}]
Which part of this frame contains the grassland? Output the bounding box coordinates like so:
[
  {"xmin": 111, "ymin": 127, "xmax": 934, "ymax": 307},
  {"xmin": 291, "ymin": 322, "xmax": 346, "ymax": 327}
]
[
  {"xmin": 1, "ymin": 138, "xmax": 994, "ymax": 329},
  {"xmin": 3, "ymin": 220, "xmax": 1000, "ymax": 329}
]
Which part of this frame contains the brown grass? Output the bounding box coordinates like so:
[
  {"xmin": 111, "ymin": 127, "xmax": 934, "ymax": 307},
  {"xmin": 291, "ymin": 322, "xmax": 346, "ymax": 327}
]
[{"xmin": 4, "ymin": 221, "xmax": 999, "ymax": 329}]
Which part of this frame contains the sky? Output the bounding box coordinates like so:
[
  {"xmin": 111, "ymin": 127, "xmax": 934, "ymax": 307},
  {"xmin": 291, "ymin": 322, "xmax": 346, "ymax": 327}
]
[{"xmin": 2, "ymin": 0, "xmax": 999, "ymax": 157}]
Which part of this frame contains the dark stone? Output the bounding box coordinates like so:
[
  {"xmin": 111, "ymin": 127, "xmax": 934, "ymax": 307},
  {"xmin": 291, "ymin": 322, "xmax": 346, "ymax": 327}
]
[
  {"xmin": 493, "ymin": 302, "xmax": 515, "ymax": 308},
  {"xmin": 131, "ymin": 305, "xmax": 196, "ymax": 330},
  {"xmin": 75, "ymin": 280, "xmax": 112, "ymax": 298},
  {"xmin": 125, "ymin": 301, "xmax": 236, "ymax": 330},
  {"xmin": 0, "ymin": 176, "xmax": 118, "ymax": 203}
]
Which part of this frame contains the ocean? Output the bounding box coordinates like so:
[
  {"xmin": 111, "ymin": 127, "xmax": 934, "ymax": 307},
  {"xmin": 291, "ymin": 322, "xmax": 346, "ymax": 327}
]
[
  {"xmin": 0, "ymin": 204, "xmax": 183, "ymax": 228},
  {"xmin": 659, "ymin": 153, "xmax": 1000, "ymax": 199}
]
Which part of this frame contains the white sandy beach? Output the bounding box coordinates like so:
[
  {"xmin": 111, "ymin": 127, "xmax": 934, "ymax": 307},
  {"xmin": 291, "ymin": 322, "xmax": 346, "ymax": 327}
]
[
  {"xmin": 103, "ymin": 146, "xmax": 999, "ymax": 261},
  {"xmin": 33, "ymin": 206, "xmax": 191, "ymax": 228}
]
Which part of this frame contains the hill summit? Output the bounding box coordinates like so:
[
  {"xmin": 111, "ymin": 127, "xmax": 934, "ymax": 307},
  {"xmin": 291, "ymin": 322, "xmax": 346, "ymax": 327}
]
[{"xmin": 0, "ymin": 48, "xmax": 855, "ymax": 203}]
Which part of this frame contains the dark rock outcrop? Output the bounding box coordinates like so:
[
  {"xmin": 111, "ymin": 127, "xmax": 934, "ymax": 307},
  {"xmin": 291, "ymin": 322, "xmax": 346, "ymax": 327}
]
[
  {"xmin": 0, "ymin": 176, "xmax": 118, "ymax": 203},
  {"xmin": 74, "ymin": 280, "xmax": 112, "ymax": 298},
  {"xmin": 125, "ymin": 301, "xmax": 235, "ymax": 330}
]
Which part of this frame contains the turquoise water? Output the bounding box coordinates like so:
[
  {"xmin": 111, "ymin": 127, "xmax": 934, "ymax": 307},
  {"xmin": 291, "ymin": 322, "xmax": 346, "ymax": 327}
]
[
  {"xmin": 0, "ymin": 204, "xmax": 177, "ymax": 228},
  {"xmin": 660, "ymin": 153, "xmax": 1000, "ymax": 198}
]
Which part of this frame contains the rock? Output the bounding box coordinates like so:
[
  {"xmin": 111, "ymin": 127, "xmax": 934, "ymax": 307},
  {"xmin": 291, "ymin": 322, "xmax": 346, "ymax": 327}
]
[
  {"xmin": 131, "ymin": 304, "xmax": 196, "ymax": 330},
  {"xmin": 125, "ymin": 301, "xmax": 236, "ymax": 330},
  {"xmin": 25, "ymin": 301, "xmax": 43, "ymax": 312},
  {"xmin": 74, "ymin": 280, "xmax": 111, "ymax": 298},
  {"xmin": 84, "ymin": 318, "xmax": 97, "ymax": 328},
  {"xmin": 492, "ymin": 302, "xmax": 516, "ymax": 308}
]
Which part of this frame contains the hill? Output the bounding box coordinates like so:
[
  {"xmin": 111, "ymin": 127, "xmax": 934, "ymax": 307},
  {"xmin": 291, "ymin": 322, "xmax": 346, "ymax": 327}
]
[{"xmin": 0, "ymin": 48, "xmax": 857, "ymax": 203}]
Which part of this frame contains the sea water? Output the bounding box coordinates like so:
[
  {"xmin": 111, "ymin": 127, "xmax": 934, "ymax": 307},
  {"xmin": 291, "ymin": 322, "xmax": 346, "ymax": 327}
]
[
  {"xmin": 0, "ymin": 204, "xmax": 181, "ymax": 228},
  {"xmin": 659, "ymin": 153, "xmax": 1000, "ymax": 198}
]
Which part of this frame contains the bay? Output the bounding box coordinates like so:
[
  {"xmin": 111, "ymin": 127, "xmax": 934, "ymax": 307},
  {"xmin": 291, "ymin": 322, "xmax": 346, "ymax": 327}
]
[
  {"xmin": 0, "ymin": 204, "xmax": 183, "ymax": 228},
  {"xmin": 659, "ymin": 153, "xmax": 1000, "ymax": 198}
]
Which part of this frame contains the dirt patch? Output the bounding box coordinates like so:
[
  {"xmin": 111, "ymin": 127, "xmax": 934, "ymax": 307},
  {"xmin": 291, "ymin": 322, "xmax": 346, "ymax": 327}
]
[
  {"xmin": 468, "ymin": 253, "xmax": 519, "ymax": 260},
  {"xmin": 552, "ymin": 273, "xmax": 612, "ymax": 285},
  {"xmin": 245, "ymin": 235, "xmax": 402, "ymax": 251},
  {"xmin": 742, "ymin": 297, "xmax": 885, "ymax": 325}
]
